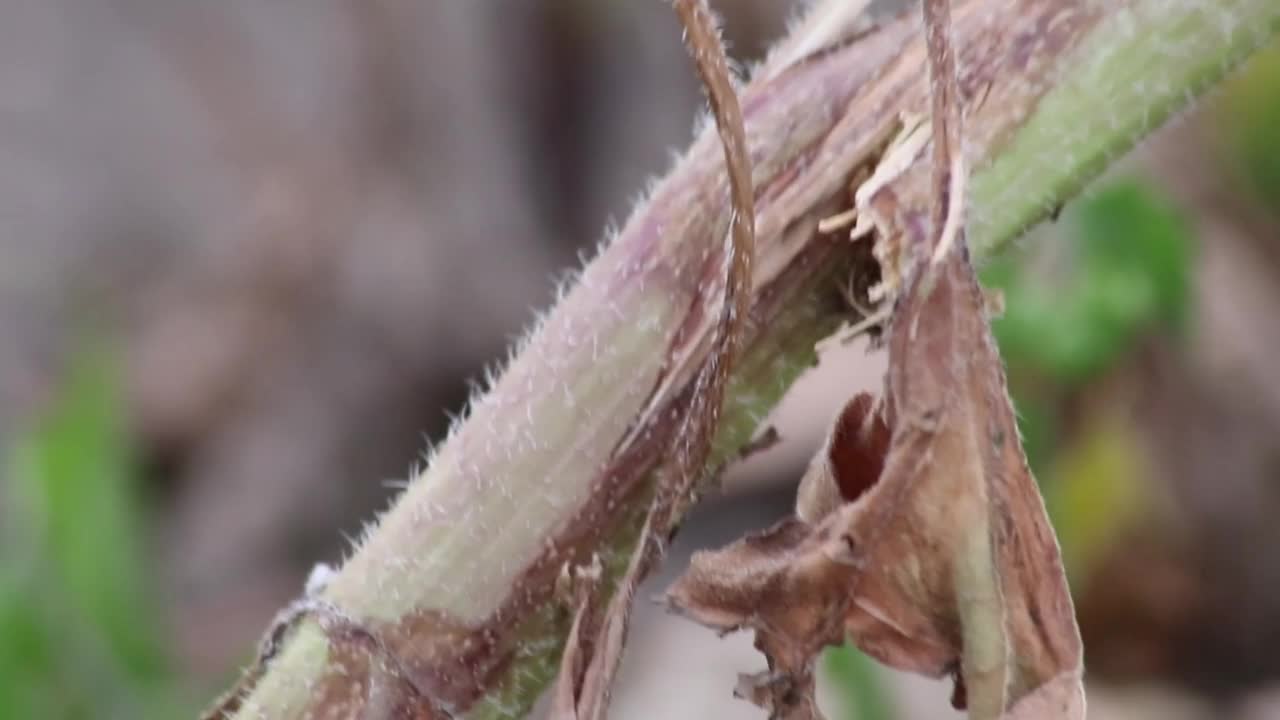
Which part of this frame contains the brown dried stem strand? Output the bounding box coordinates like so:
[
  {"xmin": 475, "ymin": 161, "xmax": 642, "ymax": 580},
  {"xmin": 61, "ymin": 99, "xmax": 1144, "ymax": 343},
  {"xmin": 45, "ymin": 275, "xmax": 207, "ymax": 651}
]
[
  {"xmin": 666, "ymin": 0, "xmax": 756, "ymax": 516},
  {"xmin": 549, "ymin": 2, "xmax": 756, "ymax": 717},
  {"xmin": 923, "ymin": 0, "xmax": 966, "ymax": 264},
  {"xmin": 922, "ymin": 1, "xmax": 1015, "ymax": 715}
]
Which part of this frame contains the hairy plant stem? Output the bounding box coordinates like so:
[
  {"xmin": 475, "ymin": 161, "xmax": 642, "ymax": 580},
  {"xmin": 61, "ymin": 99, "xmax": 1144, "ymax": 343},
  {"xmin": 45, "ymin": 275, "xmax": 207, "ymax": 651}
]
[{"xmin": 225, "ymin": 1, "xmax": 1279, "ymax": 718}]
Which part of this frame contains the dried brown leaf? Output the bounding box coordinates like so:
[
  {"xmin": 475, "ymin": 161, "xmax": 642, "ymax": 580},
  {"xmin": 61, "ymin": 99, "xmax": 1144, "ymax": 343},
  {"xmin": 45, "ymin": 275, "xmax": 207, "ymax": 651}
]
[
  {"xmin": 663, "ymin": 0, "xmax": 757, "ymax": 522},
  {"xmin": 666, "ymin": 2, "xmax": 1082, "ymax": 719}
]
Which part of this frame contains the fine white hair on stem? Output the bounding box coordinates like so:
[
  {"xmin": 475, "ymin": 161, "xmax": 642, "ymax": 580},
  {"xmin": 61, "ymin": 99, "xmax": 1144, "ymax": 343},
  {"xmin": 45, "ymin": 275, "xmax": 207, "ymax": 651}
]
[{"xmin": 764, "ymin": 0, "xmax": 875, "ymax": 80}]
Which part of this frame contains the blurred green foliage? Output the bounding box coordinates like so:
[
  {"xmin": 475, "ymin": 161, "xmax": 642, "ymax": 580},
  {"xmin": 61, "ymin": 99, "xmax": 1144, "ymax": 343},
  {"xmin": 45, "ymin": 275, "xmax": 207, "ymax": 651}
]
[
  {"xmin": 1218, "ymin": 42, "xmax": 1280, "ymax": 205},
  {"xmin": 983, "ymin": 180, "xmax": 1193, "ymax": 388},
  {"xmin": 824, "ymin": 641, "xmax": 896, "ymax": 720},
  {"xmin": 0, "ymin": 347, "xmax": 185, "ymax": 719},
  {"xmin": 1040, "ymin": 412, "xmax": 1148, "ymax": 587}
]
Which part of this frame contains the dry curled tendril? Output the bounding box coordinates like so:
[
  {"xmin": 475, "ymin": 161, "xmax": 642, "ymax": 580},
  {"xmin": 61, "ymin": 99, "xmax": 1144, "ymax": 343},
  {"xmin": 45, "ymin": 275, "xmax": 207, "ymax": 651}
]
[{"xmin": 665, "ymin": 1, "xmax": 1084, "ymax": 719}]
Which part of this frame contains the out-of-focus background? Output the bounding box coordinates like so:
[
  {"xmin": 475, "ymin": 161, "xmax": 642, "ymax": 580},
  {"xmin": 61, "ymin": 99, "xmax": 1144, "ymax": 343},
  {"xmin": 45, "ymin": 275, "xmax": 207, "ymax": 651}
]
[{"xmin": 1, "ymin": 1, "xmax": 1278, "ymax": 718}]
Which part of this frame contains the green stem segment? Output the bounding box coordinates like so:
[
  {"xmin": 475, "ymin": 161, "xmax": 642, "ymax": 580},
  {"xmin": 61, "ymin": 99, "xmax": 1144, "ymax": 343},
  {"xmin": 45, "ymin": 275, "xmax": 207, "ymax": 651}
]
[{"xmin": 971, "ymin": 0, "xmax": 1280, "ymax": 255}]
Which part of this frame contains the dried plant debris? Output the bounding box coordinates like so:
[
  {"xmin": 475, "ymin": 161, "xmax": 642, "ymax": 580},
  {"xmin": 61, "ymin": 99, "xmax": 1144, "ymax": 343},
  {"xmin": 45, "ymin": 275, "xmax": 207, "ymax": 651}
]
[
  {"xmin": 550, "ymin": 1, "xmax": 758, "ymax": 718},
  {"xmin": 550, "ymin": 557, "xmax": 605, "ymax": 719},
  {"xmin": 666, "ymin": 1, "xmax": 1083, "ymax": 718}
]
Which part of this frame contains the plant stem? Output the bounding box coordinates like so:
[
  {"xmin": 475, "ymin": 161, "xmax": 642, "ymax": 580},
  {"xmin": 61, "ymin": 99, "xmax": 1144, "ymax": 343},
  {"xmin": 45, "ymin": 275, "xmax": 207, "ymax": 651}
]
[
  {"xmin": 224, "ymin": 1, "xmax": 1279, "ymax": 718},
  {"xmin": 970, "ymin": 0, "xmax": 1280, "ymax": 255}
]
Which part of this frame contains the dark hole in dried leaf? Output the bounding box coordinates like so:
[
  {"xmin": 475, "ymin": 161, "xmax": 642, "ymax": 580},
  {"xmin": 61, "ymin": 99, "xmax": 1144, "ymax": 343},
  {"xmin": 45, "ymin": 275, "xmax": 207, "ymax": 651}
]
[{"xmin": 827, "ymin": 393, "xmax": 891, "ymax": 503}]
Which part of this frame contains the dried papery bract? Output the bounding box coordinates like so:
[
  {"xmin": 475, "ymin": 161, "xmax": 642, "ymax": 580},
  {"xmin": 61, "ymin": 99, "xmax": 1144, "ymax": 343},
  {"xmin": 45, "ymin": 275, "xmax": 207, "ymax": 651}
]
[{"xmin": 667, "ymin": 1, "xmax": 1083, "ymax": 718}]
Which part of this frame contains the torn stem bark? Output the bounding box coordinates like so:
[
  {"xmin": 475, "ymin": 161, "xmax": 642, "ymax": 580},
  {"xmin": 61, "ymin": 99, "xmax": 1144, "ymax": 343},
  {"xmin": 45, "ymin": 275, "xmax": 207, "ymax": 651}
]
[{"xmin": 222, "ymin": 1, "xmax": 1280, "ymax": 718}]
